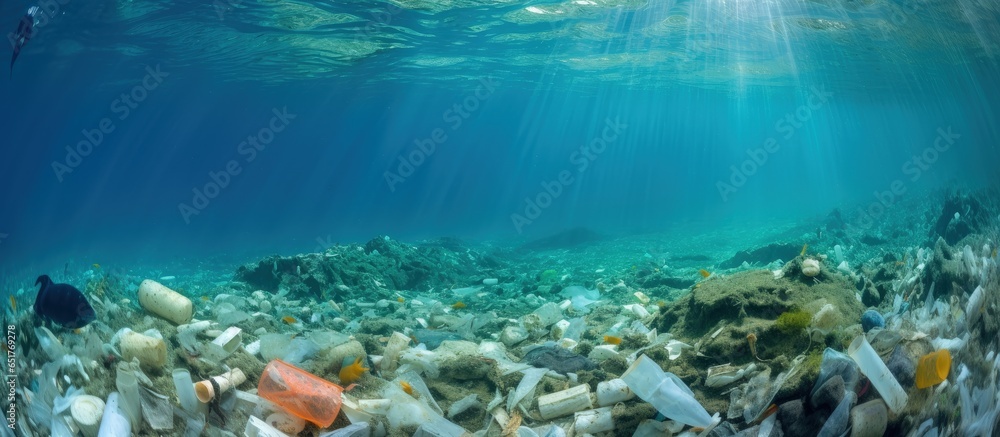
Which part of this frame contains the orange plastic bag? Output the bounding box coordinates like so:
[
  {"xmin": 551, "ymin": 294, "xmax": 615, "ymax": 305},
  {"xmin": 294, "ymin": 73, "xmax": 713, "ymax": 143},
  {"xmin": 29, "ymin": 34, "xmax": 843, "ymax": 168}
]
[
  {"xmin": 258, "ymin": 359, "xmax": 344, "ymax": 427},
  {"xmin": 915, "ymin": 349, "xmax": 951, "ymax": 389}
]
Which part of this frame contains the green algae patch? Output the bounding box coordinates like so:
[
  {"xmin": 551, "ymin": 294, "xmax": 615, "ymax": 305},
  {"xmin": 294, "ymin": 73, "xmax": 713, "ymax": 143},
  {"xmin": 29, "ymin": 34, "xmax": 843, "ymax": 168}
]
[{"xmin": 776, "ymin": 308, "xmax": 812, "ymax": 334}]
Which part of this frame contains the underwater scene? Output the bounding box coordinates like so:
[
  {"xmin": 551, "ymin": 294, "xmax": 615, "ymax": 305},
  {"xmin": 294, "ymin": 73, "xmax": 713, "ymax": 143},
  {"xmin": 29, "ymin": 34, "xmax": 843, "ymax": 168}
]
[{"xmin": 2, "ymin": 0, "xmax": 1000, "ymax": 436}]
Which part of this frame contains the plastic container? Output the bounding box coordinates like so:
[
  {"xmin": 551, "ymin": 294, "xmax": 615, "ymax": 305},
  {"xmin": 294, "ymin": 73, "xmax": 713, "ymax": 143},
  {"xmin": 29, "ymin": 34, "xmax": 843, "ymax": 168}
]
[
  {"xmin": 115, "ymin": 363, "xmax": 141, "ymax": 432},
  {"xmin": 70, "ymin": 395, "xmax": 105, "ymax": 437},
  {"xmin": 967, "ymin": 285, "xmax": 985, "ymax": 328},
  {"xmin": 120, "ymin": 330, "xmax": 167, "ymax": 370},
  {"xmin": 258, "ymin": 359, "xmax": 344, "ymax": 428},
  {"xmin": 138, "ymin": 279, "xmax": 193, "ymax": 324},
  {"xmin": 538, "ymin": 384, "xmax": 593, "ymax": 419},
  {"xmin": 172, "ymin": 368, "xmax": 203, "ymax": 415},
  {"xmin": 621, "ymin": 354, "xmax": 713, "ymax": 427},
  {"xmin": 915, "ymin": 349, "xmax": 951, "ymax": 389},
  {"xmin": 848, "ymin": 335, "xmax": 908, "ymax": 413},
  {"xmin": 202, "ymin": 326, "xmax": 243, "ymax": 361},
  {"xmin": 596, "ymin": 379, "xmax": 635, "ymax": 406},
  {"xmin": 574, "ymin": 407, "xmax": 615, "ymax": 433},
  {"xmin": 97, "ymin": 393, "xmax": 130, "ymax": 437},
  {"xmin": 195, "ymin": 368, "xmax": 246, "ymax": 403}
]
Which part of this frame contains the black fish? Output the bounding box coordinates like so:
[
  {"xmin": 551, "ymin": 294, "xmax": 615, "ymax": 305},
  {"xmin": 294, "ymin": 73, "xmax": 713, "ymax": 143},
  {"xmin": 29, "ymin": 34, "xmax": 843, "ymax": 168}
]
[
  {"xmin": 10, "ymin": 7, "xmax": 39, "ymax": 78},
  {"xmin": 34, "ymin": 275, "xmax": 96, "ymax": 329}
]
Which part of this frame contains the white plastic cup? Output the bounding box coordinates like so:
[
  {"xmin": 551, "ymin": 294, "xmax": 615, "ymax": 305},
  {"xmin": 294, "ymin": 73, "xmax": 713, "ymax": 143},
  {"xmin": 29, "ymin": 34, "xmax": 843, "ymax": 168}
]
[
  {"xmin": 70, "ymin": 395, "xmax": 105, "ymax": 437},
  {"xmin": 596, "ymin": 379, "xmax": 635, "ymax": 406},
  {"xmin": 621, "ymin": 355, "xmax": 713, "ymax": 427},
  {"xmin": 120, "ymin": 330, "xmax": 167, "ymax": 370},
  {"xmin": 848, "ymin": 335, "xmax": 908, "ymax": 413},
  {"xmin": 575, "ymin": 407, "xmax": 615, "ymax": 433}
]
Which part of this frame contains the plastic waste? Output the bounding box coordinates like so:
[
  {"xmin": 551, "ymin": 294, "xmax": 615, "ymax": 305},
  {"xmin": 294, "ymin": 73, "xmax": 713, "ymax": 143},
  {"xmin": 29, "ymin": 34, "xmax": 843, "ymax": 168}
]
[
  {"xmin": 201, "ymin": 326, "xmax": 243, "ymax": 361},
  {"xmin": 574, "ymin": 407, "xmax": 614, "ymax": 433},
  {"xmin": 172, "ymin": 369, "xmax": 204, "ymax": 416},
  {"xmin": 266, "ymin": 412, "xmax": 305, "ymax": 435},
  {"xmin": 244, "ymin": 415, "xmax": 290, "ymax": 437},
  {"xmin": 817, "ymin": 391, "xmax": 855, "ymax": 437},
  {"xmin": 138, "ymin": 386, "xmax": 174, "ymax": 431},
  {"xmin": 967, "ymin": 285, "xmax": 985, "ymax": 328},
  {"xmin": 319, "ymin": 422, "xmax": 371, "ymax": 437},
  {"xmin": 195, "ymin": 368, "xmax": 246, "ymax": 403},
  {"xmin": 915, "ymin": 349, "xmax": 951, "ymax": 389},
  {"xmin": 97, "ymin": 393, "xmax": 130, "ymax": 437},
  {"xmin": 621, "ymin": 354, "xmax": 714, "ymax": 427},
  {"xmin": 138, "ymin": 279, "xmax": 193, "ymax": 324},
  {"xmin": 257, "ymin": 359, "xmax": 344, "ymax": 428},
  {"xmin": 538, "ymin": 384, "xmax": 593, "ymax": 419},
  {"xmin": 508, "ymin": 367, "xmax": 548, "ymax": 412},
  {"xmin": 596, "ymin": 379, "xmax": 634, "ymax": 406},
  {"xmin": 848, "ymin": 335, "xmax": 908, "ymax": 413},
  {"xmin": 811, "ymin": 348, "xmax": 860, "ymax": 402},
  {"xmin": 69, "ymin": 395, "xmax": 104, "ymax": 437},
  {"xmin": 120, "ymin": 330, "xmax": 167, "ymax": 370},
  {"xmin": 115, "ymin": 362, "xmax": 142, "ymax": 432},
  {"xmin": 412, "ymin": 416, "xmax": 467, "ymax": 437}
]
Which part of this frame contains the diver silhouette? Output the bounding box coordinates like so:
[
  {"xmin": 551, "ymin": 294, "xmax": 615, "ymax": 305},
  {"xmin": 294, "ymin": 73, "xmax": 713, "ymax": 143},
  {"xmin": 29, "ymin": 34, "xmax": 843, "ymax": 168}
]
[{"xmin": 10, "ymin": 6, "xmax": 40, "ymax": 78}]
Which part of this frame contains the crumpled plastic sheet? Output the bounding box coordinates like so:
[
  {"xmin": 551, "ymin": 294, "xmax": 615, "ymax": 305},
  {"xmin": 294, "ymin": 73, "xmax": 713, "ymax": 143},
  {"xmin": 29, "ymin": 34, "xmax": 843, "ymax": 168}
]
[{"xmin": 140, "ymin": 386, "xmax": 175, "ymax": 431}]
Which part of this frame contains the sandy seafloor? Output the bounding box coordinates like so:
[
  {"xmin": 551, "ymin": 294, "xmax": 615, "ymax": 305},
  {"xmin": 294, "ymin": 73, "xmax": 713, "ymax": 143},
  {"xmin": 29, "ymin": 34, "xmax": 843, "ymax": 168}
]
[{"xmin": 5, "ymin": 187, "xmax": 1000, "ymax": 437}]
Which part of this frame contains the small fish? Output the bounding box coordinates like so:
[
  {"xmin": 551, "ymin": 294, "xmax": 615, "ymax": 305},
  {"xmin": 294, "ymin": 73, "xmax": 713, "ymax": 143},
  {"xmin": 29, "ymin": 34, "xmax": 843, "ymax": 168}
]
[
  {"xmin": 200, "ymin": 296, "xmax": 210, "ymax": 302},
  {"xmin": 603, "ymin": 335, "xmax": 622, "ymax": 345},
  {"xmin": 993, "ymin": 247, "xmax": 997, "ymax": 258},
  {"xmin": 698, "ymin": 269, "xmax": 711, "ymax": 278},
  {"xmin": 92, "ymin": 263, "xmax": 100, "ymax": 269},
  {"xmin": 10, "ymin": 7, "xmax": 40, "ymax": 78},
  {"xmin": 281, "ymin": 315, "xmax": 298, "ymax": 324},
  {"xmin": 8, "ymin": 295, "xmax": 16, "ymax": 313},
  {"xmin": 400, "ymin": 381, "xmax": 414, "ymax": 396},
  {"xmin": 339, "ymin": 356, "xmax": 369, "ymax": 384},
  {"xmin": 34, "ymin": 275, "xmax": 96, "ymax": 329},
  {"xmin": 396, "ymin": 297, "xmax": 405, "ymax": 303},
  {"xmin": 800, "ymin": 244, "xmax": 808, "ymax": 257},
  {"xmin": 451, "ymin": 301, "xmax": 466, "ymax": 310}
]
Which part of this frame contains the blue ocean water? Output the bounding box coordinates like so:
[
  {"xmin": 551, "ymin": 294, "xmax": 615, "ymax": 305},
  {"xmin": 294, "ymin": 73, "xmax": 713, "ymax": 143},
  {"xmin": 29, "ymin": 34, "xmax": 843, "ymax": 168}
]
[{"xmin": 0, "ymin": 0, "xmax": 998, "ymax": 274}]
